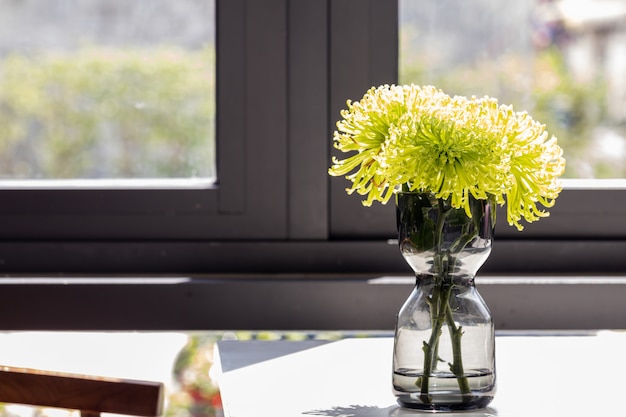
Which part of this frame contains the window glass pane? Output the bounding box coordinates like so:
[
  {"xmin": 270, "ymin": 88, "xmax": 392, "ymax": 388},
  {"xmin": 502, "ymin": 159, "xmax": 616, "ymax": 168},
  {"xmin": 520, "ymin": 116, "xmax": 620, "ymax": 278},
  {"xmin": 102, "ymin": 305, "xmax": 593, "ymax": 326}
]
[
  {"xmin": 399, "ymin": 0, "xmax": 626, "ymax": 179},
  {"xmin": 0, "ymin": 0, "xmax": 215, "ymax": 180}
]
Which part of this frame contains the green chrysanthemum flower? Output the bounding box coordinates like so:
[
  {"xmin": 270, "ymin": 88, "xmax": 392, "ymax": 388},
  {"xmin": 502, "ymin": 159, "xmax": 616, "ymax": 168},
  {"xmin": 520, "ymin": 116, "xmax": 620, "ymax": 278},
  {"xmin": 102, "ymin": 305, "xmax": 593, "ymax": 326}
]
[
  {"xmin": 329, "ymin": 85, "xmax": 451, "ymax": 205},
  {"xmin": 328, "ymin": 84, "xmax": 566, "ymax": 230},
  {"xmin": 501, "ymin": 109, "xmax": 565, "ymax": 230}
]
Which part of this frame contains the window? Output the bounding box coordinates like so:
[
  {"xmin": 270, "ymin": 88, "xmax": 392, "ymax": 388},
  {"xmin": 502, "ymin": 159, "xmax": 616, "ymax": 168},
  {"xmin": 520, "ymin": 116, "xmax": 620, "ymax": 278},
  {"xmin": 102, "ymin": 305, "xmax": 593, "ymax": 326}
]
[
  {"xmin": 0, "ymin": 0, "xmax": 624, "ymax": 331},
  {"xmin": 330, "ymin": 0, "xmax": 626, "ymax": 270},
  {"xmin": 0, "ymin": 0, "xmax": 291, "ymax": 247},
  {"xmin": 394, "ymin": 0, "xmax": 626, "ymax": 257},
  {"xmin": 0, "ymin": 0, "xmax": 216, "ymax": 181}
]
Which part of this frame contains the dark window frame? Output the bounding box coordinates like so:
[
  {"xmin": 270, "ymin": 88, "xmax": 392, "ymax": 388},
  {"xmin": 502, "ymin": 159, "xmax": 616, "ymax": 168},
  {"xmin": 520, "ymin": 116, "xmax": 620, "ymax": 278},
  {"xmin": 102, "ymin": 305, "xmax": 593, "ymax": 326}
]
[
  {"xmin": 0, "ymin": 0, "xmax": 623, "ymax": 268},
  {"xmin": 0, "ymin": 0, "xmax": 292, "ymax": 243},
  {"xmin": 0, "ymin": 0, "xmax": 625, "ymax": 330}
]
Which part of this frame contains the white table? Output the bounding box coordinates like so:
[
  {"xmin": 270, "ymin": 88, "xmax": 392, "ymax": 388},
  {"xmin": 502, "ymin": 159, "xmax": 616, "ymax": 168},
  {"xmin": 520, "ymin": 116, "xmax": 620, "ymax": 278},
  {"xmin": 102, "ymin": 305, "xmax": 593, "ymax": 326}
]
[{"xmin": 216, "ymin": 332, "xmax": 626, "ymax": 417}]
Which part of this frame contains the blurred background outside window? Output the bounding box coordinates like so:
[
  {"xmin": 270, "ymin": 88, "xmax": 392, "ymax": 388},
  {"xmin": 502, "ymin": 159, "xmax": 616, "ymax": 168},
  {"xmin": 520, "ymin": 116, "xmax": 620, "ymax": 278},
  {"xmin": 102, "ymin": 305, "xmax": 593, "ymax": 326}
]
[
  {"xmin": 400, "ymin": 0, "xmax": 626, "ymax": 179},
  {"xmin": 0, "ymin": 0, "xmax": 216, "ymax": 181}
]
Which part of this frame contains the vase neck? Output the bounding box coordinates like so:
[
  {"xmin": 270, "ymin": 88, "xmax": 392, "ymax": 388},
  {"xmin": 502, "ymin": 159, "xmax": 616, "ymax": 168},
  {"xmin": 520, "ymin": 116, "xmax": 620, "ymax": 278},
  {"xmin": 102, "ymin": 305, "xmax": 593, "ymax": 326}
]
[
  {"xmin": 415, "ymin": 273, "xmax": 475, "ymax": 288},
  {"xmin": 397, "ymin": 192, "xmax": 494, "ymax": 278}
]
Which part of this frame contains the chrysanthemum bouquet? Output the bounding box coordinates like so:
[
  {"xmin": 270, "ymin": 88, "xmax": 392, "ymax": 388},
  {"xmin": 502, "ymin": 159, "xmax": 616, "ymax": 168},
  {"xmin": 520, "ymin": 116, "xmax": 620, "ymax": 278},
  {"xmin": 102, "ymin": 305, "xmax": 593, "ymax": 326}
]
[
  {"xmin": 329, "ymin": 84, "xmax": 565, "ymax": 230},
  {"xmin": 329, "ymin": 84, "xmax": 566, "ymax": 407}
]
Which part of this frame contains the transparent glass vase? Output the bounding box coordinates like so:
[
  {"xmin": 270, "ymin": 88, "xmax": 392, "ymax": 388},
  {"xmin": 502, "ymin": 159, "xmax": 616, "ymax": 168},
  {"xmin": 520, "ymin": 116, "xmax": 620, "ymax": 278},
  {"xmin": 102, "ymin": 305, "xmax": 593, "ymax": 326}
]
[{"xmin": 392, "ymin": 192, "xmax": 496, "ymax": 411}]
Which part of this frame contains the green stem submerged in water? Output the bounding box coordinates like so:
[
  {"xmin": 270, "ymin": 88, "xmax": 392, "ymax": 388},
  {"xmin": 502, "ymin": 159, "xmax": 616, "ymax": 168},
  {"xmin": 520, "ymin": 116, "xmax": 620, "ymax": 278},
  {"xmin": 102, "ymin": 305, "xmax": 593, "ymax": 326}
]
[{"xmin": 416, "ymin": 200, "xmax": 479, "ymax": 404}]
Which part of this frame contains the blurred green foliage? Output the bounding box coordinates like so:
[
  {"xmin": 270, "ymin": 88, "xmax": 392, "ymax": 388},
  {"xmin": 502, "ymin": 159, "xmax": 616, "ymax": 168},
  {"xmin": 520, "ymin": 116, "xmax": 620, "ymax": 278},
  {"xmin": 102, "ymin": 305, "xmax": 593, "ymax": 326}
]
[
  {"xmin": 0, "ymin": 46, "xmax": 215, "ymax": 179},
  {"xmin": 400, "ymin": 44, "xmax": 623, "ymax": 179}
]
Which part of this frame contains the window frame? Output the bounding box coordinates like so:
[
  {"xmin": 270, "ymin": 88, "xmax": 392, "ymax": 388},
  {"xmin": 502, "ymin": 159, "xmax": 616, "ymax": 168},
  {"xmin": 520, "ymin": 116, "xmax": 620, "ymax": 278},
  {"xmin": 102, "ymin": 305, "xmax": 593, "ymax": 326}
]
[
  {"xmin": 326, "ymin": 1, "xmax": 626, "ymax": 276},
  {"xmin": 0, "ymin": 0, "xmax": 623, "ymax": 265},
  {"xmin": 0, "ymin": 0, "xmax": 291, "ymax": 243},
  {"xmin": 0, "ymin": 0, "xmax": 625, "ymax": 330}
]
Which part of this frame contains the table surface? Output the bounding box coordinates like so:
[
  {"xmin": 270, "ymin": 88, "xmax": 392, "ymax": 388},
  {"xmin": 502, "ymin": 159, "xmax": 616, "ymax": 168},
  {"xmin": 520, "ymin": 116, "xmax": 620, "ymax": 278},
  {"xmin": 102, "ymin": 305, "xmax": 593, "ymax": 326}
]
[{"xmin": 215, "ymin": 332, "xmax": 626, "ymax": 417}]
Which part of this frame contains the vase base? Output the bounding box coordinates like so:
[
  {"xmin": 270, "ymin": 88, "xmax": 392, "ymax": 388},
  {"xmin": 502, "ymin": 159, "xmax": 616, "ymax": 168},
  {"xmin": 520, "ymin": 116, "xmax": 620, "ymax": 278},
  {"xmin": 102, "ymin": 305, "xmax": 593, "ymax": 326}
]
[{"xmin": 396, "ymin": 394, "xmax": 494, "ymax": 412}]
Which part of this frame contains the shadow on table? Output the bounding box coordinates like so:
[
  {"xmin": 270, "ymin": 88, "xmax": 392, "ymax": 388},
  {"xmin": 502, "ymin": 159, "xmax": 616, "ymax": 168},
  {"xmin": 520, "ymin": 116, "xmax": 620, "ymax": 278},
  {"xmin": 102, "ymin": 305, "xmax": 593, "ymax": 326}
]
[
  {"xmin": 304, "ymin": 404, "xmax": 498, "ymax": 417},
  {"xmin": 304, "ymin": 405, "xmax": 397, "ymax": 417}
]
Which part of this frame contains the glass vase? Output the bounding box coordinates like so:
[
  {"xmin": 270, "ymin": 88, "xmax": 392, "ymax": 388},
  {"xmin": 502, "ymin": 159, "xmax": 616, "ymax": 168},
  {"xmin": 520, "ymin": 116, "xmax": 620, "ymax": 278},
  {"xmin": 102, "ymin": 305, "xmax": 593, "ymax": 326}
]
[{"xmin": 392, "ymin": 192, "xmax": 496, "ymax": 411}]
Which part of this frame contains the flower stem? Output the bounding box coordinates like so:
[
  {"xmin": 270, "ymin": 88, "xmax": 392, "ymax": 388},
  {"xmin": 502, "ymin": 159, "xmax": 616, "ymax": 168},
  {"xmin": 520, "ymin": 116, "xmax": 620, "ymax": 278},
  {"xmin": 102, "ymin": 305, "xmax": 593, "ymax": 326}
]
[
  {"xmin": 417, "ymin": 198, "xmax": 477, "ymax": 403},
  {"xmin": 446, "ymin": 304, "xmax": 472, "ymax": 400},
  {"xmin": 419, "ymin": 280, "xmax": 453, "ymax": 403}
]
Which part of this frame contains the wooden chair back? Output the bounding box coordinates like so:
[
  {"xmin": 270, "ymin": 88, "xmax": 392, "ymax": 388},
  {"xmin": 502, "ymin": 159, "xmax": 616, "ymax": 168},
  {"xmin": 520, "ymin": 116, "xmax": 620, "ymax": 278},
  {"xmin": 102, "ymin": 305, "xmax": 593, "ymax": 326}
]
[{"xmin": 0, "ymin": 366, "xmax": 163, "ymax": 417}]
